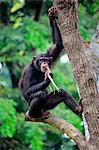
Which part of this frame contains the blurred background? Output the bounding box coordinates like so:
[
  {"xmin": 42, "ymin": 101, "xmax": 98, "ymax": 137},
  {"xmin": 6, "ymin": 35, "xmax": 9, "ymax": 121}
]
[{"xmin": 0, "ymin": 0, "xmax": 98, "ymax": 149}]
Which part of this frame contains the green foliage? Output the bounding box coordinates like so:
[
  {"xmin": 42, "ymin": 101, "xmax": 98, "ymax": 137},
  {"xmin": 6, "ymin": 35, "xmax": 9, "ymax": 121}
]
[
  {"xmin": 79, "ymin": 0, "xmax": 99, "ymax": 15},
  {"xmin": 78, "ymin": 3, "xmax": 98, "ymax": 41},
  {"xmin": 0, "ymin": 0, "xmax": 11, "ymax": 4},
  {"xmin": 15, "ymin": 114, "xmax": 45, "ymax": 150},
  {"xmin": 0, "ymin": 98, "xmax": 17, "ymax": 138},
  {"xmin": 23, "ymin": 17, "xmax": 50, "ymax": 52},
  {"xmin": 0, "ymin": 63, "xmax": 12, "ymax": 87},
  {"xmin": 52, "ymin": 61, "xmax": 79, "ymax": 99},
  {"xmin": 0, "ymin": 99, "xmax": 45, "ymax": 149},
  {"xmin": 0, "ymin": 14, "xmax": 51, "ymax": 67}
]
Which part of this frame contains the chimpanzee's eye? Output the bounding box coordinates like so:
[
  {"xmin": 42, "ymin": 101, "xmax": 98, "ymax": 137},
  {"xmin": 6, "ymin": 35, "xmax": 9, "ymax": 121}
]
[
  {"xmin": 39, "ymin": 58, "xmax": 44, "ymax": 61},
  {"xmin": 39, "ymin": 57, "xmax": 49, "ymax": 63},
  {"xmin": 46, "ymin": 60, "xmax": 49, "ymax": 63}
]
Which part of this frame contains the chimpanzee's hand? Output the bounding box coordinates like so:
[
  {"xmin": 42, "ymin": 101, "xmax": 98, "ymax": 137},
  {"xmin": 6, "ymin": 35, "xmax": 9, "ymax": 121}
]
[
  {"xmin": 44, "ymin": 67, "xmax": 53, "ymax": 80},
  {"xmin": 48, "ymin": 7, "xmax": 58, "ymax": 20},
  {"xmin": 44, "ymin": 67, "xmax": 51, "ymax": 80}
]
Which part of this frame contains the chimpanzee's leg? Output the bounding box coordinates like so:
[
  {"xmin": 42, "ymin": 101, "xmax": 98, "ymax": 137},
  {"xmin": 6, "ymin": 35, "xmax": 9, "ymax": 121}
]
[
  {"xmin": 28, "ymin": 90, "xmax": 48, "ymax": 118},
  {"xmin": 29, "ymin": 97, "xmax": 39, "ymax": 117},
  {"xmin": 29, "ymin": 91, "xmax": 47, "ymax": 102},
  {"xmin": 44, "ymin": 89, "xmax": 82, "ymax": 116}
]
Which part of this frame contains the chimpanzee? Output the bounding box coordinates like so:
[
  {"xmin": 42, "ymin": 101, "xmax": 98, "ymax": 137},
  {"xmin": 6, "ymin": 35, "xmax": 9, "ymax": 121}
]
[{"xmin": 19, "ymin": 7, "xmax": 82, "ymax": 119}]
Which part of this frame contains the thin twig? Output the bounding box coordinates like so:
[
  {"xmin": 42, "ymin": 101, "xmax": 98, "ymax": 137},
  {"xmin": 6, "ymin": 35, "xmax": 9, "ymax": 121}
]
[{"xmin": 48, "ymin": 74, "xmax": 60, "ymax": 91}]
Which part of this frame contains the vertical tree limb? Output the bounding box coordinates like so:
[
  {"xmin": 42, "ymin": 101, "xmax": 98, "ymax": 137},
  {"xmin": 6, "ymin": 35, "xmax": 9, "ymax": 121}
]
[{"xmin": 53, "ymin": 0, "xmax": 99, "ymax": 148}]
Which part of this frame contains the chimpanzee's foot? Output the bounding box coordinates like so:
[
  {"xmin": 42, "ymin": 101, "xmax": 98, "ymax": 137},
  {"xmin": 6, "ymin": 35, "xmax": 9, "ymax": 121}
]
[
  {"xmin": 48, "ymin": 6, "xmax": 58, "ymax": 19},
  {"xmin": 76, "ymin": 98, "xmax": 83, "ymax": 114},
  {"xmin": 42, "ymin": 111, "xmax": 50, "ymax": 117},
  {"xmin": 25, "ymin": 111, "xmax": 34, "ymax": 121},
  {"xmin": 25, "ymin": 111, "xmax": 50, "ymax": 121},
  {"xmin": 75, "ymin": 105, "xmax": 83, "ymax": 114}
]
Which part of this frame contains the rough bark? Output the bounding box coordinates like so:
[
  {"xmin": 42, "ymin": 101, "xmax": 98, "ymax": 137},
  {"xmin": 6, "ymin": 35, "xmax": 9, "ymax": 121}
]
[
  {"xmin": 25, "ymin": 115, "xmax": 94, "ymax": 150},
  {"xmin": 88, "ymin": 24, "xmax": 99, "ymax": 91},
  {"xmin": 52, "ymin": 0, "xmax": 99, "ymax": 148}
]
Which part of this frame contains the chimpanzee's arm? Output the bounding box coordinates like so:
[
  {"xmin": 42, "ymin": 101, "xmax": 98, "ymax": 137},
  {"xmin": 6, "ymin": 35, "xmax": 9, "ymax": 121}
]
[
  {"xmin": 27, "ymin": 74, "xmax": 53, "ymax": 96},
  {"xmin": 27, "ymin": 80, "xmax": 49, "ymax": 96},
  {"xmin": 47, "ymin": 8, "xmax": 63, "ymax": 63},
  {"xmin": 50, "ymin": 19, "xmax": 63, "ymax": 48}
]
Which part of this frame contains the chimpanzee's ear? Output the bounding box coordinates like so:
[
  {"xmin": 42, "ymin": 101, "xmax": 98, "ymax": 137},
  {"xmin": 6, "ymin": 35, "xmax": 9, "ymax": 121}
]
[
  {"xmin": 32, "ymin": 56, "xmax": 36, "ymax": 64},
  {"xmin": 50, "ymin": 57, "xmax": 53, "ymax": 60},
  {"xmin": 33, "ymin": 56, "xmax": 36, "ymax": 60}
]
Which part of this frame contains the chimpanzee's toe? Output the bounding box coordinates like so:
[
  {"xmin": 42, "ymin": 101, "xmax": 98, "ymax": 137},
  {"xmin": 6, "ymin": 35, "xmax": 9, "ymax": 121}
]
[
  {"xmin": 25, "ymin": 111, "xmax": 32, "ymax": 121},
  {"xmin": 76, "ymin": 105, "xmax": 83, "ymax": 114},
  {"xmin": 25, "ymin": 110, "xmax": 50, "ymax": 120}
]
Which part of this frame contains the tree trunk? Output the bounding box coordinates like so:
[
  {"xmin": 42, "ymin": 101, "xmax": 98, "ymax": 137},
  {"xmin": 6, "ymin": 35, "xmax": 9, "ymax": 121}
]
[{"xmin": 53, "ymin": 0, "xmax": 99, "ymax": 149}]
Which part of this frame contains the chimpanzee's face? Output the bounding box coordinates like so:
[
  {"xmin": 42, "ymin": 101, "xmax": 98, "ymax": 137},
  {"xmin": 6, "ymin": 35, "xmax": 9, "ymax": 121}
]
[
  {"xmin": 39, "ymin": 57, "xmax": 51, "ymax": 72},
  {"xmin": 33, "ymin": 54, "xmax": 51, "ymax": 72}
]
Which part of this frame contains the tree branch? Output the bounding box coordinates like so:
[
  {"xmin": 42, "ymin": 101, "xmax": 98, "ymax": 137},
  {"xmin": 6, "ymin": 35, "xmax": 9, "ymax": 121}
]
[{"xmin": 25, "ymin": 114, "xmax": 94, "ymax": 150}]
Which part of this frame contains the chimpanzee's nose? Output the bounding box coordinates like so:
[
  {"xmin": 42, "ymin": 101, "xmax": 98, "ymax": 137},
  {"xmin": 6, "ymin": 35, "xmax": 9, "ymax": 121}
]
[
  {"xmin": 43, "ymin": 62, "xmax": 47, "ymax": 65},
  {"xmin": 42, "ymin": 62, "xmax": 48, "ymax": 69}
]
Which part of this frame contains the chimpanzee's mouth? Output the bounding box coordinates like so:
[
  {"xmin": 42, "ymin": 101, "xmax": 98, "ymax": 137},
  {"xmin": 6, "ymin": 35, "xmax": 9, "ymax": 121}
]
[{"xmin": 40, "ymin": 67, "xmax": 47, "ymax": 72}]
